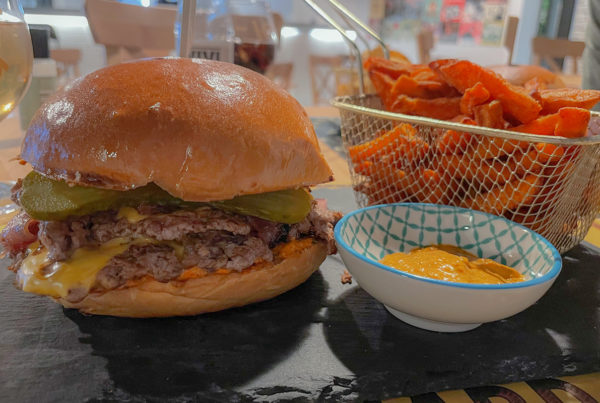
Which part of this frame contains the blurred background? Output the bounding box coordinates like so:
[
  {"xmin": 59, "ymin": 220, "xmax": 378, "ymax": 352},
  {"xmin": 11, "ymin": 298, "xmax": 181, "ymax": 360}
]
[{"xmin": 15, "ymin": 0, "xmax": 589, "ymax": 108}]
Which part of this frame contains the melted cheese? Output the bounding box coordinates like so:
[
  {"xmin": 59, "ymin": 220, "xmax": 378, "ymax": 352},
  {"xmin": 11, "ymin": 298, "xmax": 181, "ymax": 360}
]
[
  {"xmin": 18, "ymin": 237, "xmax": 153, "ymax": 298},
  {"xmin": 18, "ymin": 235, "xmax": 317, "ymax": 299},
  {"xmin": 117, "ymin": 206, "xmax": 148, "ymax": 223}
]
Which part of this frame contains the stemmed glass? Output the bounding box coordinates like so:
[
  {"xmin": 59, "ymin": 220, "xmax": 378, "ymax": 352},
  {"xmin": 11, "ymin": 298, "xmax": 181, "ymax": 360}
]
[
  {"xmin": 0, "ymin": 0, "xmax": 33, "ymax": 122},
  {"xmin": 227, "ymin": 0, "xmax": 277, "ymax": 74},
  {"xmin": 179, "ymin": 0, "xmax": 277, "ymax": 75}
]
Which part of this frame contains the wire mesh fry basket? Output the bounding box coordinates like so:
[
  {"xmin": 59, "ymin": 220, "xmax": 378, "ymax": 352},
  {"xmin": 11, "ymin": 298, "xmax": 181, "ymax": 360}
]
[
  {"xmin": 332, "ymin": 95, "xmax": 600, "ymax": 253},
  {"xmin": 303, "ymin": 0, "xmax": 600, "ymax": 253}
]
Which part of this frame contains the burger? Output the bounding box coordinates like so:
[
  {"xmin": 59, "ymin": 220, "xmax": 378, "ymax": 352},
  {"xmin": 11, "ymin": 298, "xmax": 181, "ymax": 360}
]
[{"xmin": 0, "ymin": 58, "xmax": 341, "ymax": 317}]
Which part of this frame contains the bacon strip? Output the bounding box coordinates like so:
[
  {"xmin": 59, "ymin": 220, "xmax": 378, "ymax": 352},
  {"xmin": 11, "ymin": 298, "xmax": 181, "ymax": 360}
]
[{"xmin": 0, "ymin": 211, "xmax": 39, "ymax": 254}]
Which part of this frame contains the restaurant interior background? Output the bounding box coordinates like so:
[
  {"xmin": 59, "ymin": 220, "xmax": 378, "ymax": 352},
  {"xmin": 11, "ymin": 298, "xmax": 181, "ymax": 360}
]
[{"xmin": 16, "ymin": 0, "xmax": 588, "ymax": 110}]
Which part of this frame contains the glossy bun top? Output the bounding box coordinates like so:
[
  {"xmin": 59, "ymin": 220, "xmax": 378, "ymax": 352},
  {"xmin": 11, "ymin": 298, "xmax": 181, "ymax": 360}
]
[{"xmin": 21, "ymin": 58, "xmax": 333, "ymax": 201}]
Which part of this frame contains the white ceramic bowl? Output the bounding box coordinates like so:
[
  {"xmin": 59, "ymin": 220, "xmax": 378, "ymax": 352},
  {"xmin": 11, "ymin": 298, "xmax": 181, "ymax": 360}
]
[{"xmin": 334, "ymin": 203, "xmax": 562, "ymax": 332}]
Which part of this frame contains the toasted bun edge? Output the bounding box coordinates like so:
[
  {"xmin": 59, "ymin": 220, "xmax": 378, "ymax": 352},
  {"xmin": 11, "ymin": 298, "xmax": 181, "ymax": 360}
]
[{"xmin": 56, "ymin": 240, "xmax": 328, "ymax": 317}]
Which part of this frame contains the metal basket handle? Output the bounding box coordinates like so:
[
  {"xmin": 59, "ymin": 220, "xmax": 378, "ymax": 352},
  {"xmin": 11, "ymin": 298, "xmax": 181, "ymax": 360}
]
[{"xmin": 302, "ymin": 0, "xmax": 390, "ymax": 95}]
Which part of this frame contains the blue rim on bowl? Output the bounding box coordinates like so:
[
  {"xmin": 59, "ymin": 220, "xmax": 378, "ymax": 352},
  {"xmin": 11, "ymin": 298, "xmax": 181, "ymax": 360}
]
[{"xmin": 334, "ymin": 203, "xmax": 562, "ymax": 289}]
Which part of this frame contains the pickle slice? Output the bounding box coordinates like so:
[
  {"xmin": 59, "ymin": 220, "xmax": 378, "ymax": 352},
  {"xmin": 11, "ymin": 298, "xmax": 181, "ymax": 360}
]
[
  {"xmin": 212, "ymin": 188, "xmax": 312, "ymax": 224},
  {"xmin": 19, "ymin": 171, "xmax": 182, "ymax": 221},
  {"xmin": 19, "ymin": 171, "xmax": 312, "ymax": 224}
]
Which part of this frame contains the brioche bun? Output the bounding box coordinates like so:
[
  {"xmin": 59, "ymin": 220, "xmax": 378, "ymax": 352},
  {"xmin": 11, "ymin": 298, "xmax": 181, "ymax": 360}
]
[
  {"xmin": 58, "ymin": 240, "xmax": 327, "ymax": 318},
  {"xmin": 12, "ymin": 58, "xmax": 338, "ymax": 318},
  {"xmin": 489, "ymin": 64, "xmax": 565, "ymax": 89},
  {"xmin": 20, "ymin": 58, "xmax": 333, "ymax": 201}
]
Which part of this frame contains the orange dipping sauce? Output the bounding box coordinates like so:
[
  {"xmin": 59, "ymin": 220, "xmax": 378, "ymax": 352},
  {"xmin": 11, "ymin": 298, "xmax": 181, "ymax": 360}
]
[{"xmin": 379, "ymin": 244, "xmax": 524, "ymax": 284}]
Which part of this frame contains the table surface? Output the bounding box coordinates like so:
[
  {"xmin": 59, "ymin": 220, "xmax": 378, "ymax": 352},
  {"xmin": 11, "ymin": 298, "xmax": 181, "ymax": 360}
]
[
  {"xmin": 1, "ymin": 186, "xmax": 599, "ymax": 402},
  {"xmin": 1, "ymin": 108, "xmax": 600, "ymax": 402}
]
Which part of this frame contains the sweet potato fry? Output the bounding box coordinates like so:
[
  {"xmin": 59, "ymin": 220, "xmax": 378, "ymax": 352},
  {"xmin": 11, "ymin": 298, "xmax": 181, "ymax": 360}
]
[
  {"xmin": 510, "ymin": 205, "xmax": 552, "ymax": 234},
  {"xmin": 439, "ymin": 149, "xmax": 546, "ymax": 188},
  {"xmin": 389, "ymin": 95, "xmax": 462, "ymax": 120},
  {"xmin": 511, "ymin": 107, "xmax": 590, "ymax": 138},
  {"xmin": 352, "ymin": 159, "xmax": 373, "ymax": 176},
  {"xmin": 461, "ymin": 173, "xmax": 543, "ymax": 215},
  {"xmin": 417, "ymin": 169, "xmax": 451, "ymax": 204},
  {"xmin": 451, "ymin": 115, "xmax": 478, "ymax": 124},
  {"xmin": 436, "ymin": 115, "xmax": 477, "ymax": 154},
  {"xmin": 535, "ymin": 143, "xmax": 565, "ymax": 164},
  {"xmin": 410, "ymin": 67, "xmax": 444, "ymax": 82},
  {"xmin": 510, "ymin": 113, "xmax": 560, "ymax": 135},
  {"xmin": 473, "ymin": 100, "xmax": 507, "ymax": 129},
  {"xmin": 362, "ymin": 180, "xmax": 403, "ymax": 205},
  {"xmin": 470, "ymin": 137, "xmax": 529, "ymax": 160},
  {"xmin": 460, "ymin": 82, "xmax": 490, "ymax": 115},
  {"xmin": 391, "ymin": 75, "xmax": 457, "ymax": 99},
  {"xmin": 514, "ymin": 156, "xmax": 574, "ymax": 227},
  {"xmin": 368, "ymin": 156, "xmax": 397, "ymax": 183},
  {"xmin": 396, "ymin": 168, "xmax": 450, "ymax": 204},
  {"xmin": 359, "ymin": 159, "xmax": 414, "ymax": 205},
  {"xmin": 411, "ymin": 69, "xmax": 460, "ymax": 97},
  {"xmin": 555, "ymin": 107, "xmax": 590, "ymax": 138},
  {"xmin": 420, "ymin": 81, "xmax": 460, "ymax": 98},
  {"xmin": 348, "ymin": 123, "xmax": 428, "ymax": 168},
  {"xmin": 348, "ymin": 127, "xmax": 395, "ymax": 163},
  {"xmin": 537, "ymin": 88, "xmax": 600, "ymax": 114},
  {"xmin": 368, "ymin": 69, "xmax": 396, "ymax": 109},
  {"xmin": 364, "ymin": 57, "xmax": 418, "ymax": 80},
  {"xmin": 437, "ymin": 130, "xmax": 470, "ymax": 154},
  {"xmin": 390, "ymin": 75, "xmax": 433, "ymax": 99},
  {"xmin": 429, "ymin": 59, "xmax": 541, "ymax": 123}
]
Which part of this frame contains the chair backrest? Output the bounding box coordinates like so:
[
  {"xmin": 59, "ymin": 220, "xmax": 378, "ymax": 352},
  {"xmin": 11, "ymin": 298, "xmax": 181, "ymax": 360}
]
[
  {"xmin": 531, "ymin": 36, "xmax": 585, "ymax": 74},
  {"xmin": 416, "ymin": 28, "xmax": 434, "ymax": 64},
  {"xmin": 265, "ymin": 62, "xmax": 293, "ymax": 91},
  {"xmin": 502, "ymin": 16, "xmax": 519, "ymax": 65},
  {"xmin": 50, "ymin": 48, "xmax": 82, "ymax": 79},
  {"xmin": 85, "ymin": 0, "xmax": 176, "ymax": 65},
  {"xmin": 309, "ymin": 54, "xmax": 348, "ymax": 105}
]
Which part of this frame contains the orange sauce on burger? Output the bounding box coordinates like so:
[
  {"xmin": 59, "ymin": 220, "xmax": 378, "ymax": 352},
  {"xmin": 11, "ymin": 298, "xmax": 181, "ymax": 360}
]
[{"xmin": 379, "ymin": 244, "xmax": 524, "ymax": 284}]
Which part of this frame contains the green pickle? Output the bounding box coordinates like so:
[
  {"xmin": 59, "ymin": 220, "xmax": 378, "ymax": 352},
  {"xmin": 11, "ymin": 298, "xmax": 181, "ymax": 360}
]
[
  {"xmin": 211, "ymin": 188, "xmax": 312, "ymax": 224},
  {"xmin": 20, "ymin": 171, "xmax": 312, "ymax": 224}
]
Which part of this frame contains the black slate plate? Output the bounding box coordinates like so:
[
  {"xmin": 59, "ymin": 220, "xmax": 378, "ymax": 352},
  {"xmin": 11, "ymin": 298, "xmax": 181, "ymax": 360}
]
[{"xmin": 1, "ymin": 188, "xmax": 600, "ymax": 402}]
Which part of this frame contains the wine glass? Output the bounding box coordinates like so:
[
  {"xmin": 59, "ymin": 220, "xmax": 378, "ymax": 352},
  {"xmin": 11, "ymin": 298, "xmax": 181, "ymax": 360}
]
[
  {"xmin": 0, "ymin": 0, "xmax": 33, "ymax": 122},
  {"xmin": 228, "ymin": 0, "xmax": 277, "ymax": 74},
  {"xmin": 177, "ymin": 0, "xmax": 277, "ymax": 75}
]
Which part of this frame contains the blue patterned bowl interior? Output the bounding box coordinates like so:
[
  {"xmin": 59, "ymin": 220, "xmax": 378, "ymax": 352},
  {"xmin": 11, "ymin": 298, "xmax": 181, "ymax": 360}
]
[{"xmin": 335, "ymin": 203, "xmax": 562, "ymax": 288}]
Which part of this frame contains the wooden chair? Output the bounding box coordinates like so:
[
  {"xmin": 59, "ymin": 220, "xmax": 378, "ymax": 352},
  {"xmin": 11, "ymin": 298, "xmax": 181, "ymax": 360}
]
[
  {"xmin": 309, "ymin": 55, "xmax": 348, "ymax": 105},
  {"xmin": 85, "ymin": 0, "xmax": 176, "ymax": 66},
  {"xmin": 417, "ymin": 28, "xmax": 434, "ymax": 64},
  {"xmin": 532, "ymin": 36, "xmax": 585, "ymax": 74},
  {"xmin": 265, "ymin": 62, "xmax": 293, "ymax": 91},
  {"xmin": 502, "ymin": 16, "xmax": 519, "ymax": 65},
  {"xmin": 50, "ymin": 48, "xmax": 81, "ymax": 79}
]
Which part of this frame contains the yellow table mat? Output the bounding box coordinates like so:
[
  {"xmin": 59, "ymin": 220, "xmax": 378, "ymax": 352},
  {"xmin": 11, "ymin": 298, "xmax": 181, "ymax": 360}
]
[
  {"xmin": 584, "ymin": 219, "xmax": 600, "ymax": 248},
  {"xmin": 385, "ymin": 372, "xmax": 600, "ymax": 402}
]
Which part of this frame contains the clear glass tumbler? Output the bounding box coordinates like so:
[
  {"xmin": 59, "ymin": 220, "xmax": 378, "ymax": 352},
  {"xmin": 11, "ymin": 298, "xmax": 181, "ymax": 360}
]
[{"xmin": 0, "ymin": 0, "xmax": 33, "ymax": 121}]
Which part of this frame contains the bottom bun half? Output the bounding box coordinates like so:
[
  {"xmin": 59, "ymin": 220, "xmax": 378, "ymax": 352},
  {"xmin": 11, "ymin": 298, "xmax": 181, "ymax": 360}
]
[{"xmin": 58, "ymin": 240, "xmax": 328, "ymax": 318}]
